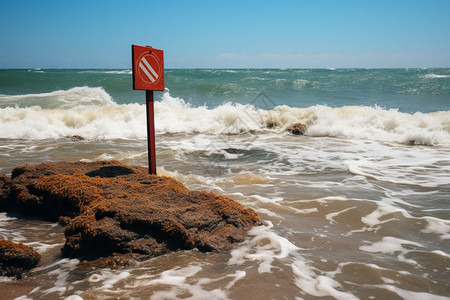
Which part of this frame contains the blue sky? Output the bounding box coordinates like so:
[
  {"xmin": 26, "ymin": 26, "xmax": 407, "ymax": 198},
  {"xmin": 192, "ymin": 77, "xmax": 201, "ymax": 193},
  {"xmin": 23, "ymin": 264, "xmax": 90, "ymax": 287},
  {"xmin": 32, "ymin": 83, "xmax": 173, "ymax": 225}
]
[{"xmin": 1, "ymin": 0, "xmax": 449, "ymax": 68}]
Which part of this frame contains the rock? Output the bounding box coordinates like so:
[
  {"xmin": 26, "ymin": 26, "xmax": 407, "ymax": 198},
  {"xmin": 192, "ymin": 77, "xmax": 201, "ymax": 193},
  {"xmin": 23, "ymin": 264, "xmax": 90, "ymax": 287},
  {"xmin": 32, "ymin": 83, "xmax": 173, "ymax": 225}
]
[
  {"xmin": 0, "ymin": 240, "xmax": 40, "ymax": 278},
  {"xmin": 9, "ymin": 162, "xmax": 107, "ymax": 221},
  {"xmin": 0, "ymin": 175, "xmax": 11, "ymax": 210},
  {"xmin": 3, "ymin": 161, "xmax": 261, "ymax": 264},
  {"xmin": 71, "ymin": 135, "xmax": 86, "ymax": 140},
  {"xmin": 286, "ymin": 123, "xmax": 308, "ymax": 135}
]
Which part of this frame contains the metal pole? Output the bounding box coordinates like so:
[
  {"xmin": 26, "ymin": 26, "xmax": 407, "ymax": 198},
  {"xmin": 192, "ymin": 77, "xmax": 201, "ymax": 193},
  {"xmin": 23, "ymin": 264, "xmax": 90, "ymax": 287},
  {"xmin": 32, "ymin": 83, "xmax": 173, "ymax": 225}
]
[{"xmin": 146, "ymin": 90, "xmax": 157, "ymax": 175}]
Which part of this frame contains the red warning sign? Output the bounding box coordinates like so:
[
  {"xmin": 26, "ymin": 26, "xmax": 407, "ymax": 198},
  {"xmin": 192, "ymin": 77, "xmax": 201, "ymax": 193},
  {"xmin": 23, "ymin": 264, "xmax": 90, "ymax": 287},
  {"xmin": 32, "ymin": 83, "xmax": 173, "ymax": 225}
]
[{"xmin": 132, "ymin": 45, "xmax": 164, "ymax": 91}]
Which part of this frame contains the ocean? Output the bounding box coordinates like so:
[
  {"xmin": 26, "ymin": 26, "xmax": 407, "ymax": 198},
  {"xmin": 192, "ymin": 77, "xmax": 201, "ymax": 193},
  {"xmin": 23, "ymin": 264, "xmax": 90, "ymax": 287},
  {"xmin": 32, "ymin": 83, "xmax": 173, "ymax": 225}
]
[{"xmin": 0, "ymin": 68, "xmax": 449, "ymax": 299}]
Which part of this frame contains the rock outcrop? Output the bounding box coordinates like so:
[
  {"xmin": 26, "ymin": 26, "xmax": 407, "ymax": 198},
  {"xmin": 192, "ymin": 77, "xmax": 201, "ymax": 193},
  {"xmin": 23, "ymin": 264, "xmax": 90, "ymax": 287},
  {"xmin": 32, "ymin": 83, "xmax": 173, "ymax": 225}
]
[
  {"xmin": 0, "ymin": 175, "xmax": 11, "ymax": 210},
  {"xmin": 0, "ymin": 240, "xmax": 40, "ymax": 278},
  {"xmin": 1, "ymin": 161, "xmax": 261, "ymax": 265},
  {"xmin": 286, "ymin": 123, "xmax": 308, "ymax": 135}
]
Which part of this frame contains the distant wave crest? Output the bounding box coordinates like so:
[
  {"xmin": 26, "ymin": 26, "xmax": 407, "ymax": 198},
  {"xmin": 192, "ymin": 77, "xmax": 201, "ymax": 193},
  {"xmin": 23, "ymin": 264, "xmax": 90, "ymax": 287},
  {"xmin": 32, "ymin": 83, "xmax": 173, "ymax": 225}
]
[
  {"xmin": 0, "ymin": 86, "xmax": 116, "ymax": 109},
  {"xmin": 423, "ymin": 73, "xmax": 450, "ymax": 79}
]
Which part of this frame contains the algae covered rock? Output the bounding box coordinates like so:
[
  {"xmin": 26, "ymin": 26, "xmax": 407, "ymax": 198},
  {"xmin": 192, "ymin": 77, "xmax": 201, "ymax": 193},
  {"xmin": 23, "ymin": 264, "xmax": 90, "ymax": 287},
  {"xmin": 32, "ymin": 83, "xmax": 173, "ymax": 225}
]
[
  {"xmin": 3, "ymin": 161, "xmax": 261, "ymax": 264},
  {"xmin": 0, "ymin": 175, "xmax": 11, "ymax": 210},
  {"xmin": 0, "ymin": 240, "xmax": 40, "ymax": 278}
]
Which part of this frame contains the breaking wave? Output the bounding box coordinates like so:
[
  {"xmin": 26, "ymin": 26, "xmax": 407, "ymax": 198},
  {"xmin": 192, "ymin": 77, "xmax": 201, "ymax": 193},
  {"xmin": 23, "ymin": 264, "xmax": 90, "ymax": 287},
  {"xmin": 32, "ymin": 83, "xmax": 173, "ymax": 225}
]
[{"xmin": 0, "ymin": 87, "xmax": 449, "ymax": 145}]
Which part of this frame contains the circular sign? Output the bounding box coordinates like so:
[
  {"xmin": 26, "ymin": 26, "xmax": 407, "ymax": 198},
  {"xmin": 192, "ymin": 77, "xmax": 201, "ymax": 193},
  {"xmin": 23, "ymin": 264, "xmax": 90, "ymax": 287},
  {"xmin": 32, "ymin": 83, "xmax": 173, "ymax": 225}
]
[{"xmin": 137, "ymin": 52, "xmax": 162, "ymax": 85}]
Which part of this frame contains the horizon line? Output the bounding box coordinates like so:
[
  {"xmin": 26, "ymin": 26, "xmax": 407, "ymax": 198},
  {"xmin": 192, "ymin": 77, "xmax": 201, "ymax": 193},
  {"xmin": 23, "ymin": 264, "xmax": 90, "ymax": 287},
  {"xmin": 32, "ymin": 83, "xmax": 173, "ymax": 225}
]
[{"xmin": 1, "ymin": 66, "xmax": 450, "ymax": 70}]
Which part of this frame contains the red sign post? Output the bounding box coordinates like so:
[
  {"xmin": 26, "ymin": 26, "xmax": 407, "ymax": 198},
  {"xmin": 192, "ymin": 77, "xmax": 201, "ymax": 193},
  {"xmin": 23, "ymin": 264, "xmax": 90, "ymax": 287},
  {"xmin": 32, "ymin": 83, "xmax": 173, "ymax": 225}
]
[{"xmin": 132, "ymin": 45, "xmax": 165, "ymax": 175}]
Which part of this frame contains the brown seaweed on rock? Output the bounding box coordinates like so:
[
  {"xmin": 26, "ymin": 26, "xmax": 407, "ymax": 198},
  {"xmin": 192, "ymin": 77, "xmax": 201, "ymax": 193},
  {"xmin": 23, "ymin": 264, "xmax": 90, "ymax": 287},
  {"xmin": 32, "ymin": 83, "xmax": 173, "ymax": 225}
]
[
  {"xmin": 1, "ymin": 161, "xmax": 261, "ymax": 265},
  {"xmin": 0, "ymin": 240, "xmax": 40, "ymax": 278}
]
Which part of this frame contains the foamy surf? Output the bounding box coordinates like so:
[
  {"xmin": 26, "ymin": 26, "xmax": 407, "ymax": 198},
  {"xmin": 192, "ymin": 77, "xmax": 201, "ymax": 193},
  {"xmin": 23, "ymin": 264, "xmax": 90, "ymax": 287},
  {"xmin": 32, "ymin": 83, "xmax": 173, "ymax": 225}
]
[
  {"xmin": 0, "ymin": 88, "xmax": 449, "ymax": 145},
  {"xmin": 0, "ymin": 86, "xmax": 116, "ymax": 109}
]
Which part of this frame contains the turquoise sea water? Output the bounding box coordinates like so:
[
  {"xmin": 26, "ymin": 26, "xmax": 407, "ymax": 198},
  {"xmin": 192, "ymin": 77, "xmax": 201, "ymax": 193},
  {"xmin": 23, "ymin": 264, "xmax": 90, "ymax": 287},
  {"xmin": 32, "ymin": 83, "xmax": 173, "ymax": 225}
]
[
  {"xmin": 1, "ymin": 68, "xmax": 449, "ymax": 112},
  {"xmin": 0, "ymin": 69, "xmax": 449, "ymax": 299}
]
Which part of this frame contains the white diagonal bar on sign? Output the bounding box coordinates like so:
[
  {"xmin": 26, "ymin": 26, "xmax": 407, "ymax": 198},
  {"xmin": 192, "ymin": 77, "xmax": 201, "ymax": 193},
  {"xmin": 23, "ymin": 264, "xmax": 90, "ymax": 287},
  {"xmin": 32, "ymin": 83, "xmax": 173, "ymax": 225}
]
[
  {"xmin": 139, "ymin": 61, "xmax": 155, "ymax": 82},
  {"xmin": 141, "ymin": 57, "xmax": 159, "ymax": 79}
]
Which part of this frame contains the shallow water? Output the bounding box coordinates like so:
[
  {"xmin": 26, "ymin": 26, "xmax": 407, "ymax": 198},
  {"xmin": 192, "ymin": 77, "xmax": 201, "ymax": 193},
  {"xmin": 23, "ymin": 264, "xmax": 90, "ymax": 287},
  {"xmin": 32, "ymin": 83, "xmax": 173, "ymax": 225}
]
[{"xmin": 1, "ymin": 133, "xmax": 449, "ymax": 299}]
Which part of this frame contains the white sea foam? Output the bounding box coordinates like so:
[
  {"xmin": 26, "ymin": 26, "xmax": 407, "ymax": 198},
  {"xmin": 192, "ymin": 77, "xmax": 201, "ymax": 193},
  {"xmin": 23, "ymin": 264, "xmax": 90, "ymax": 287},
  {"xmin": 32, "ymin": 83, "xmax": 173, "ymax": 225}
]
[
  {"xmin": 344, "ymin": 142, "xmax": 450, "ymax": 188},
  {"xmin": 228, "ymin": 221, "xmax": 299, "ymax": 273},
  {"xmin": 360, "ymin": 236, "xmax": 424, "ymax": 265},
  {"xmin": 131, "ymin": 265, "xmax": 229, "ymax": 300},
  {"xmin": 376, "ymin": 284, "xmax": 450, "ymax": 300},
  {"xmin": 23, "ymin": 241, "xmax": 63, "ymax": 254},
  {"xmin": 359, "ymin": 202, "xmax": 450, "ymax": 240},
  {"xmin": 293, "ymin": 78, "xmax": 311, "ymax": 87},
  {"xmin": 360, "ymin": 236, "xmax": 423, "ymax": 254},
  {"xmin": 64, "ymin": 296, "xmax": 84, "ymax": 300},
  {"xmin": 361, "ymin": 202, "xmax": 413, "ymax": 228},
  {"xmin": 101, "ymin": 271, "xmax": 131, "ymax": 290},
  {"xmin": 291, "ymin": 260, "xmax": 359, "ymax": 300},
  {"xmin": 421, "ymin": 216, "xmax": 450, "ymax": 240},
  {"xmin": 32, "ymin": 258, "xmax": 80, "ymax": 297},
  {"xmin": 423, "ymin": 73, "xmax": 450, "ymax": 79},
  {"xmin": 325, "ymin": 206, "xmax": 357, "ymax": 224},
  {"xmin": 0, "ymin": 86, "xmax": 116, "ymax": 109},
  {"xmin": 0, "ymin": 88, "xmax": 449, "ymax": 145},
  {"xmin": 0, "ymin": 101, "xmax": 145, "ymax": 140},
  {"xmin": 304, "ymin": 105, "xmax": 450, "ymax": 146}
]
